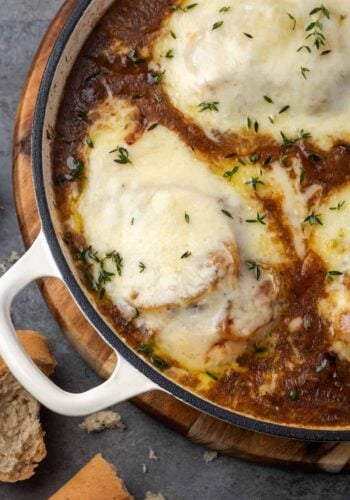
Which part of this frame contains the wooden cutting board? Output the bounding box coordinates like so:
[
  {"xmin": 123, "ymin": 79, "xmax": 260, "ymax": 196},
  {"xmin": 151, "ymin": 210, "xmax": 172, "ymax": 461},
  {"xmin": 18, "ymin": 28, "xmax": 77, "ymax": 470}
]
[{"xmin": 12, "ymin": 0, "xmax": 350, "ymax": 472}]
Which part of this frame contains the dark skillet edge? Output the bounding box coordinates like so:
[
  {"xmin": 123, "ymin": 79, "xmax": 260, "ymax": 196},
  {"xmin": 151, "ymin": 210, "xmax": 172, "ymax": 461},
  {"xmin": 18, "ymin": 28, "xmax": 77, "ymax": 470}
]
[{"xmin": 30, "ymin": 0, "xmax": 350, "ymax": 443}]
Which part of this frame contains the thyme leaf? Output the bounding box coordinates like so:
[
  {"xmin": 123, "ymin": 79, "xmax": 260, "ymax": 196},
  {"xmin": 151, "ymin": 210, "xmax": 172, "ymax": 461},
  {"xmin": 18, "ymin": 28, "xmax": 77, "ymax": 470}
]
[
  {"xmin": 245, "ymin": 177, "xmax": 265, "ymax": 191},
  {"xmin": 304, "ymin": 212, "xmax": 323, "ymax": 225},
  {"xmin": 221, "ymin": 209, "xmax": 233, "ymax": 219},
  {"xmin": 329, "ymin": 201, "xmax": 346, "ymax": 211},
  {"xmin": 246, "ymin": 260, "xmax": 261, "ymax": 280},
  {"xmin": 301, "ymin": 66, "xmax": 311, "ymax": 79},
  {"xmin": 198, "ymin": 101, "xmax": 219, "ymax": 112},
  {"xmin": 223, "ymin": 166, "xmax": 239, "ymax": 181},
  {"xmin": 263, "ymin": 95, "xmax": 274, "ymax": 103},
  {"xmin": 245, "ymin": 212, "xmax": 266, "ymax": 225},
  {"xmin": 138, "ymin": 344, "xmax": 154, "ymax": 354},
  {"xmin": 86, "ymin": 136, "xmax": 94, "ymax": 148},
  {"xmin": 111, "ymin": 146, "xmax": 132, "ymax": 164},
  {"xmin": 181, "ymin": 251, "xmax": 192, "ymax": 259},
  {"xmin": 287, "ymin": 12, "xmax": 296, "ymax": 30},
  {"xmin": 212, "ymin": 21, "xmax": 224, "ymax": 30}
]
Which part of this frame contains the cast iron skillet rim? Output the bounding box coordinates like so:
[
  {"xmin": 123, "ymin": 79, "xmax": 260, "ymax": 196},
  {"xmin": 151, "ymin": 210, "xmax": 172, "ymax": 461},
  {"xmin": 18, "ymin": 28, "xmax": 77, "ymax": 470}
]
[{"xmin": 31, "ymin": 0, "xmax": 350, "ymax": 442}]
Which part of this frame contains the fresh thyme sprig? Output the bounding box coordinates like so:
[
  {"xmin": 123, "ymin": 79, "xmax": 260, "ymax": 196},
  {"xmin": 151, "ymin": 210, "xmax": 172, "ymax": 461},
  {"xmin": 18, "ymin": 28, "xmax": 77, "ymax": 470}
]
[
  {"xmin": 245, "ymin": 177, "xmax": 265, "ymax": 191},
  {"xmin": 297, "ymin": 4, "xmax": 331, "ymax": 59},
  {"xmin": 280, "ymin": 129, "xmax": 311, "ymax": 146},
  {"xmin": 76, "ymin": 245, "xmax": 100, "ymax": 263},
  {"xmin": 198, "ymin": 101, "xmax": 219, "ymax": 112},
  {"xmin": 110, "ymin": 146, "xmax": 132, "ymax": 164},
  {"xmin": 106, "ymin": 251, "xmax": 123, "ymax": 276},
  {"xmin": 306, "ymin": 5, "xmax": 330, "ymax": 50},
  {"xmin": 304, "ymin": 212, "xmax": 323, "ymax": 225},
  {"xmin": 246, "ymin": 212, "xmax": 266, "ymax": 225},
  {"xmin": 329, "ymin": 201, "xmax": 346, "ymax": 211}
]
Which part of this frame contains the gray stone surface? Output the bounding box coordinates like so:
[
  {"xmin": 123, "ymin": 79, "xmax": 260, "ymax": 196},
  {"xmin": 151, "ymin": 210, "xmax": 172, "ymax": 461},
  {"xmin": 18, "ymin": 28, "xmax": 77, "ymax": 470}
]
[{"xmin": 0, "ymin": 1, "xmax": 349, "ymax": 499}]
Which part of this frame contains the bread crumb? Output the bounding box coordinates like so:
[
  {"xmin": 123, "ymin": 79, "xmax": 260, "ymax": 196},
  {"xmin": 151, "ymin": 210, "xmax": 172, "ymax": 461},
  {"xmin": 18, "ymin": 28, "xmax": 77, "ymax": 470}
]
[
  {"xmin": 0, "ymin": 250, "xmax": 21, "ymax": 275},
  {"xmin": 203, "ymin": 450, "xmax": 218, "ymax": 463},
  {"xmin": 149, "ymin": 448, "xmax": 158, "ymax": 460},
  {"xmin": 79, "ymin": 411, "xmax": 126, "ymax": 433},
  {"xmin": 8, "ymin": 250, "xmax": 21, "ymax": 263},
  {"xmin": 145, "ymin": 492, "xmax": 165, "ymax": 500},
  {"xmin": 142, "ymin": 464, "xmax": 148, "ymax": 473}
]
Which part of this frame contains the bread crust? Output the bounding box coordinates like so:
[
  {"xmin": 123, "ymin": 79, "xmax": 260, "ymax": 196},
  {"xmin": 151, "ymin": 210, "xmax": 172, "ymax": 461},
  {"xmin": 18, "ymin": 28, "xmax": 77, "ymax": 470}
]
[
  {"xmin": 0, "ymin": 329, "xmax": 57, "ymax": 377},
  {"xmin": 49, "ymin": 453, "xmax": 133, "ymax": 500}
]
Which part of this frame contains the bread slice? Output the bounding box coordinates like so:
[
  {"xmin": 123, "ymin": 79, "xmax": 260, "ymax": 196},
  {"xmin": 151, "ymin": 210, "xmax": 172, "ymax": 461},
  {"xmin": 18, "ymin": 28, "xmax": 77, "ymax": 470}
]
[
  {"xmin": 49, "ymin": 453, "xmax": 133, "ymax": 500},
  {"xmin": 0, "ymin": 329, "xmax": 56, "ymax": 482}
]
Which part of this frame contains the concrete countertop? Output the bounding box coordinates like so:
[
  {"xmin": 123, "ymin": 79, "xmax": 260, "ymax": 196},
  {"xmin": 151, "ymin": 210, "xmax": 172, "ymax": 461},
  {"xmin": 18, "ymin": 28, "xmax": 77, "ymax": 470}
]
[{"xmin": 0, "ymin": 1, "xmax": 348, "ymax": 498}]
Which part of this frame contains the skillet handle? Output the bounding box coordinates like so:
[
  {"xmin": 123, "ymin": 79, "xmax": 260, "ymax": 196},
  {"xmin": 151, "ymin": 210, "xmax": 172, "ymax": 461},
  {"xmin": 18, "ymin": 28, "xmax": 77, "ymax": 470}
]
[{"xmin": 0, "ymin": 231, "xmax": 158, "ymax": 416}]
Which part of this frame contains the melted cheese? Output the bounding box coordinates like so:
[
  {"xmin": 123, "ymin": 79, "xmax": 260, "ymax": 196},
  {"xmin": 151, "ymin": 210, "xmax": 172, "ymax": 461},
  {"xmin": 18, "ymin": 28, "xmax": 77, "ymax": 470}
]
[
  {"xmin": 78, "ymin": 99, "xmax": 286, "ymax": 370},
  {"xmin": 311, "ymin": 185, "xmax": 350, "ymax": 359},
  {"xmin": 265, "ymin": 161, "xmax": 311, "ymax": 259},
  {"xmin": 152, "ymin": 0, "xmax": 350, "ymax": 148},
  {"xmin": 310, "ymin": 186, "xmax": 350, "ymax": 271}
]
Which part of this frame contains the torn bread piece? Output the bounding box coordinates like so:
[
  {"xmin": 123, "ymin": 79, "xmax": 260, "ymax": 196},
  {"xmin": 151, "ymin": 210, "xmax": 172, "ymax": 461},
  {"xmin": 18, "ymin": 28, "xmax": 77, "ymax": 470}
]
[
  {"xmin": 49, "ymin": 454, "xmax": 133, "ymax": 500},
  {"xmin": 0, "ymin": 329, "xmax": 56, "ymax": 482},
  {"xmin": 79, "ymin": 411, "xmax": 126, "ymax": 433}
]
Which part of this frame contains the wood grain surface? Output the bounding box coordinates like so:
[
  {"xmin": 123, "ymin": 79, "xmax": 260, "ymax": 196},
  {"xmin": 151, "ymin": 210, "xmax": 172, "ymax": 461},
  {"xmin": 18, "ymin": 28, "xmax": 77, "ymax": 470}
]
[{"xmin": 12, "ymin": 0, "xmax": 350, "ymax": 472}]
